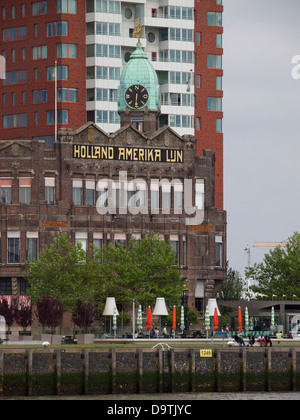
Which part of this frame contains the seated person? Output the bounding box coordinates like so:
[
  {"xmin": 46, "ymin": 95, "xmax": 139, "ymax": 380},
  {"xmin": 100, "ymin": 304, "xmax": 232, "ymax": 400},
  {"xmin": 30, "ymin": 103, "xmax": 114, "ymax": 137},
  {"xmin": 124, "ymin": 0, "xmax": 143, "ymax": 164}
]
[
  {"xmin": 234, "ymin": 332, "xmax": 245, "ymax": 347},
  {"xmin": 265, "ymin": 333, "xmax": 272, "ymax": 347},
  {"xmin": 248, "ymin": 333, "xmax": 255, "ymax": 347},
  {"xmin": 257, "ymin": 334, "xmax": 267, "ymax": 347}
]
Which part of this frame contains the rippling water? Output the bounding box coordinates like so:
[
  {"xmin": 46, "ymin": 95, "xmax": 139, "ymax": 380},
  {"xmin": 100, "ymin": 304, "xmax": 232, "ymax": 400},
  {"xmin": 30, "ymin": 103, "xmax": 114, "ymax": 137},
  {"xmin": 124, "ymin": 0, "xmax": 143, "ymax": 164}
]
[{"xmin": 2, "ymin": 392, "xmax": 300, "ymax": 400}]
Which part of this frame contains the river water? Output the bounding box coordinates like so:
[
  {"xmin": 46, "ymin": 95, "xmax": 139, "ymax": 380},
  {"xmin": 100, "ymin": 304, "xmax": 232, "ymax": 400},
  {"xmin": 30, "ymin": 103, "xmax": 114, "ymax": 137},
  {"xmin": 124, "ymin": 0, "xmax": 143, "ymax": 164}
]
[{"xmin": 2, "ymin": 392, "xmax": 300, "ymax": 400}]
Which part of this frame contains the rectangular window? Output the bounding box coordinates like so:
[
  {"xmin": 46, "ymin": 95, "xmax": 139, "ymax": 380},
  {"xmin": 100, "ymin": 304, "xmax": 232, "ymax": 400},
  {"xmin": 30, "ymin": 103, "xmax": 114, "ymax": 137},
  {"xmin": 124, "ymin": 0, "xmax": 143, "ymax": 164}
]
[
  {"xmin": 75, "ymin": 232, "xmax": 87, "ymax": 254},
  {"xmin": 93, "ymin": 233, "xmax": 103, "ymax": 254},
  {"xmin": 0, "ymin": 178, "xmax": 12, "ymax": 204},
  {"xmin": 115, "ymin": 233, "xmax": 126, "ymax": 248},
  {"xmin": 174, "ymin": 181, "xmax": 183, "ymax": 212},
  {"xmin": 57, "ymin": 0, "xmax": 77, "ymax": 13},
  {"xmin": 7, "ymin": 232, "xmax": 20, "ymax": 264},
  {"xmin": 216, "ymin": 76, "xmax": 222, "ymax": 90},
  {"xmin": 3, "ymin": 113, "xmax": 27, "ymax": 128},
  {"xmin": 207, "ymin": 54, "xmax": 222, "ymax": 69},
  {"xmin": 33, "ymin": 89, "xmax": 48, "ymax": 103},
  {"xmin": 45, "ymin": 177, "xmax": 55, "ymax": 204},
  {"xmin": 86, "ymin": 180, "xmax": 95, "ymax": 205},
  {"xmin": 109, "ymin": 111, "xmax": 120, "ymax": 124},
  {"xmin": 3, "ymin": 70, "xmax": 27, "ymax": 85},
  {"xmin": 170, "ymin": 72, "xmax": 181, "ymax": 84},
  {"xmin": 97, "ymin": 181, "xmax": 109, "ymax": 207},
  {"xmin": 207, "ymin": 11, "xmax": 222, "ymax": 26},
  {"xmin": 32, "ymin": 45, "xmax": 47, "ymax": 60},
  {"xmin": 195, "ymin": 179, "xmax": 205, "ymax": 210},
  {"xmin": 216, "ymin": 33, "xmax": 222, "ymax": 48},
  {"xmin": 150, "ymin": 181, "xmax": 159, "ymax": 213},
  {"xmin": 216, "ymin": 118, "xmax": 222, "ymax": 132},
  {"xmin": 58, "ymin": 87, "xmax": 77, "ymax": 102},
  {"xmin": 57, "ymin": 43, "xmax": 77, "ymax": 58},
  {"xmin": 3, "ymin": 26, "xmax": 27, "ymax": 41},
  {"xmin": 215, "ymin": 236, "xmax": 223, "ymax": 267},
  {"xmin": 97, "ymin": 110, "xmax": 108, "ymax": 124},
  {"xmin": 19, "ymin": 177, "xmax": 32, "ymax": 204},
  {"xmin": 47, "ymin": 65, "xmax": 68, "ymax": 81},
  {"xmin": 47, "ymin": 110, "xmax": 68, "ymax": 125},
  {"xmin": 26, "ymin": 233, "xmax": 38, "ymax": 262},
  {"xmin": 32, "ymin": 1, "xmax": 47, "ymax": 15},
  {"xmin": 72, "ymin": 179, "xmax": 83, "ymax": 205},
  {"xmin": 207, "ymin": 97, "xmax": 222, "ymax": 111},
  {"xmin": 47, "ymin": 21, "xmax": 68, "ymax": 36},
  {"xmin": 0, "ymin": 278, "xmax": 12, "ymax": 295},
  {"xmin": 170, "ymin": 236, "xmax": 179, "ymax": 264}
]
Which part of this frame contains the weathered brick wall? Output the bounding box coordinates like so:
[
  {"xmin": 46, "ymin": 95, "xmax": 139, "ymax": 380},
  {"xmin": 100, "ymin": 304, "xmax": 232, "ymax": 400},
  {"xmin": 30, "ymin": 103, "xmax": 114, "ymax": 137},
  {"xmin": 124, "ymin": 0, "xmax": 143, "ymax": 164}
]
[{"xmin": 0, "ymin": 347, "xmax": 300, "ymax": 396}]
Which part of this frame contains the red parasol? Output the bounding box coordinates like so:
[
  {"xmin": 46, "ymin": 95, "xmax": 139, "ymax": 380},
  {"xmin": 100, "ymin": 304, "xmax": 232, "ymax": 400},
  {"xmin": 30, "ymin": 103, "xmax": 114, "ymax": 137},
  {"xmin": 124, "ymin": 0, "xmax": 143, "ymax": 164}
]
[
  {"xmin": 213, "ymin": 307, "xmax": 219, "ymax": 331},
  {"xmin": 172, "ymin": 306, "xmax": 177, "ymax": 331},
  {"xmin": 238, "ymin": 306, "xmax": 243, "ymax": 331},
  {"xmin": 147, "ymin": 306, "xmax": 153, "ymax": 330}
]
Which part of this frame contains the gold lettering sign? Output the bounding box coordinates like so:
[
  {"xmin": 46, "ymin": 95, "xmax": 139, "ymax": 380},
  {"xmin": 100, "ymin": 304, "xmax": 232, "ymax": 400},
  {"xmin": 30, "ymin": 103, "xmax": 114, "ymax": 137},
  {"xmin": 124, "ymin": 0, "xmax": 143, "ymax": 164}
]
[
  {"xmin": 73, "ymin": 145, "xmax": 184, "ymax": 164},
  {"xmin": 200, "ymin": 349, "xmax": 213, "ymax": 358},
  {"xmin": 41, "ymin": 220, "xmax": 68, "ymax": 228},
  {"xmin": 189, "ymin": 225, "xmax": 213, "ymax": 232}
]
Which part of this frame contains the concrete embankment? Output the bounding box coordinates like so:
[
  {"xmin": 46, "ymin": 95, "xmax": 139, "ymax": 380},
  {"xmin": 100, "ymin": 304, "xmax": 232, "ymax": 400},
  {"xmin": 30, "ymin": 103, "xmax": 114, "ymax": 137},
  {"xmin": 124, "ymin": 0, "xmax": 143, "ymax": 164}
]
[{"xmin": 1, "ymin": 342, "xmax": 300, "ymax": 396}]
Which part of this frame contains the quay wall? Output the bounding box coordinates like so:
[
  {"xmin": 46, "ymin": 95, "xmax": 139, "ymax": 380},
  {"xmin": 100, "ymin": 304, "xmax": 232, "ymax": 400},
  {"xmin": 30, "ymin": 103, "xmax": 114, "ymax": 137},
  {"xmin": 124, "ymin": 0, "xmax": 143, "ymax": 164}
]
[{"xmin": 0, "ymin": 347, "xmax": 300, "ymax": 396}]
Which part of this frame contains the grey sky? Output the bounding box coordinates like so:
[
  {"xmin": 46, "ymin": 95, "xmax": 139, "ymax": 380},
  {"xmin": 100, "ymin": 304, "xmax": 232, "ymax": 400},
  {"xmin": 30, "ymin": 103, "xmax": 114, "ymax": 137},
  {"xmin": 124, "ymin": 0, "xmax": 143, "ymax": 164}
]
[{"xmin": 223, "ymin": 0, "xmax": 300, "ymax": 273}]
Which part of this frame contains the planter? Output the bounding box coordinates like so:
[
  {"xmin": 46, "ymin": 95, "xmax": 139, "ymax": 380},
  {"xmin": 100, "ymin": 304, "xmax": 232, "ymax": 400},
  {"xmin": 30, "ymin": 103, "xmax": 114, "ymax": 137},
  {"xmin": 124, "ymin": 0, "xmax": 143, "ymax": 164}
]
[
  {"xmin": 19, "ymin": 335, "xmax": 33, "ymax": 341},
  {"xmin": 39, "ymin": 334, "xmax": 52, "ymax": 343},
  {"xmin": 51, "ymin": 335, "xmax": 62, "ymax": 345},
  {"xmin": 77, "ymin": 334, "xmax": 94, "ymax": 345}
]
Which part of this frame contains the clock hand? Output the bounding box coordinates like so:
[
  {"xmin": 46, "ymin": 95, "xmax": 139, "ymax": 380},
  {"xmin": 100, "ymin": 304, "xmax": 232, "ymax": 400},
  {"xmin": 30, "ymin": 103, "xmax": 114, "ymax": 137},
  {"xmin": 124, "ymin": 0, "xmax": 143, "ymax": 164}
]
[{"xmin": 135, "ymin": 94, "xmax": 138, "ymax": 107}]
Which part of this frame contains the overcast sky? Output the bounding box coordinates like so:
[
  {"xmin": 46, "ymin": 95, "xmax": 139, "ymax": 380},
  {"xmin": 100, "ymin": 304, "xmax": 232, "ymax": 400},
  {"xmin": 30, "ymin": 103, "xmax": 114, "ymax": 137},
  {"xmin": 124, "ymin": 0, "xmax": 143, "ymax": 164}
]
[{"xmin": 223, "ymin": 0, "xmax": 300, "ymax": 274}]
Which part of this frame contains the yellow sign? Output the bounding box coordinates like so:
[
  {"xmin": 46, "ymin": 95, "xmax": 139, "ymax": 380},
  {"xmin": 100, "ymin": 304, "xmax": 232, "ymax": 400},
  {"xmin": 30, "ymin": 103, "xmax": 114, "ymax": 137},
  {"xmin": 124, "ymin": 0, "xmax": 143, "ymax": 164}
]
[
  {"xmin": 73, "ymin": 145, "xmax": 184, "ymax": 164},
  {"xmin": 200, "ymin": 349, "xmax": 213, "ymax": 358}
]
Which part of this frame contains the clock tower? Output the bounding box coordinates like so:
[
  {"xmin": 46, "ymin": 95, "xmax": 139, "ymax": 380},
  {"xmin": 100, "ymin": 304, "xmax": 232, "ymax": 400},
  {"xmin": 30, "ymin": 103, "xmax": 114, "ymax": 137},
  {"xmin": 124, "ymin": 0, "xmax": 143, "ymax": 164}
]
[{"xmin": 118, "ymin": 26, "xmax": 160, "ymax": 135}]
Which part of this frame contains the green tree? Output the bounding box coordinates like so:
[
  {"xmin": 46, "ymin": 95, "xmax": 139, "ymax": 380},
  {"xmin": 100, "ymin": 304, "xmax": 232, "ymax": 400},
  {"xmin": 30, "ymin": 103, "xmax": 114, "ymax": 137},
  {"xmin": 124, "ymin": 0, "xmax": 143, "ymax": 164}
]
[
  {"xmin": 218, "ymin": 263, "xmax": 243, "ymax": 301},
  {"xmin": 26, "ymin": 232, "xmax": 185, "ymax": 317},
  {"xmin": 93, "ymin": 233, "xmax": 186, "ymax": 310},
  {"xmin": 26, "ymin": 233, "xmax": 98, "ymax": 312},
  {"xmin": 246, "ymin": 232, "xmax": 300, "ymax": 300}
]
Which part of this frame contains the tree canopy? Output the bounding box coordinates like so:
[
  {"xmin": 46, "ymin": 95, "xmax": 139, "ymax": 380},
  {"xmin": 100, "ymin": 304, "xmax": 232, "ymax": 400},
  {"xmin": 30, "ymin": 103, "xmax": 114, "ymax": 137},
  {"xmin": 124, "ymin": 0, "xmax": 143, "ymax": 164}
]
[
  {"xmin": 218, "ymin": 263, "xmax": 243, "ymax": 301},
  {"xmin": 246, "ymin": 232, "xmax": 300, "ymax": 300},
  {"xmin": 26, "ymin": 232, "xmax": 186, "ymax": 313}
]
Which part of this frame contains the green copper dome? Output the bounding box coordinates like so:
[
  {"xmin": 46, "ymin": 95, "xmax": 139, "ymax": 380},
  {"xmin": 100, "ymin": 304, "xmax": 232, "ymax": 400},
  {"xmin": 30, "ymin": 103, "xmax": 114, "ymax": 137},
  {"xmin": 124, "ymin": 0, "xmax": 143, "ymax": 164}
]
[{"xmin": 118, "ymin": 43, "xmax": 160, "ymax": 112}]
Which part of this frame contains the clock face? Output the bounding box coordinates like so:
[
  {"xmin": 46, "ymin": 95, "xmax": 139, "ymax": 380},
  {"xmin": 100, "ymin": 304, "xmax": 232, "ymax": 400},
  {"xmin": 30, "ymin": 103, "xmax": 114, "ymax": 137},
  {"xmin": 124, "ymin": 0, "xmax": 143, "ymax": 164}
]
[{"xmin": 125, "ymin": 85, "xmax": 149, "ymax": 109}]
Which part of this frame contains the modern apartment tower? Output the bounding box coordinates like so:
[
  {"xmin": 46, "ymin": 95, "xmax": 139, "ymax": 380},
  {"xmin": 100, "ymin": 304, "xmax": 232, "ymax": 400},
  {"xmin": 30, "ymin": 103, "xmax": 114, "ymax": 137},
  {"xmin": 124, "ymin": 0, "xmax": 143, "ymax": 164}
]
[{"xmin": 0, "ymin": 0, "xmax": 223, "ymax": 207}]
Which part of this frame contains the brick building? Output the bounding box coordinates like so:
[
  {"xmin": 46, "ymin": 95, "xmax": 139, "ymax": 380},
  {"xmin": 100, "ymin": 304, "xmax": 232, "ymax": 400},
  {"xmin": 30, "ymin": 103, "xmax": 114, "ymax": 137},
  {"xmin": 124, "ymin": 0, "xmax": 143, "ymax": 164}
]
[
  {"xmin": 0, "ymin": 40, "xmax": 226, "ymax": 327},
  {"xmin": 1, "ymin": 0, "xmax": 224, "ymax": 209},
  {"xmin": 194, "ymin": 0, "xmax": 224, "ymax": 210},
  {"xmin": 0, "ymin": 0, "xmax": 86, "ymax": 147},
  {"xmin": 0, "ymin": 122, "xmax": 226, "ymax": 317}
]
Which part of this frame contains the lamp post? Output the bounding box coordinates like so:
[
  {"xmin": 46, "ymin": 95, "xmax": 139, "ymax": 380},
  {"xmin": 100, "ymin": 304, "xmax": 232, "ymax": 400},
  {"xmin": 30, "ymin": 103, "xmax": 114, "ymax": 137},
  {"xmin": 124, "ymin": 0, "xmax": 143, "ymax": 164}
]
[
  {"xmin": 102, "ymin": 297, "xmax": 119, "ymax": 336},
  {"xmin": 132, "ymin": 299, "xmax": 135, "ymax": 340},
  {"xmin": 153, "ymin": 298, "xmax": 168, "ymax": 334}
]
